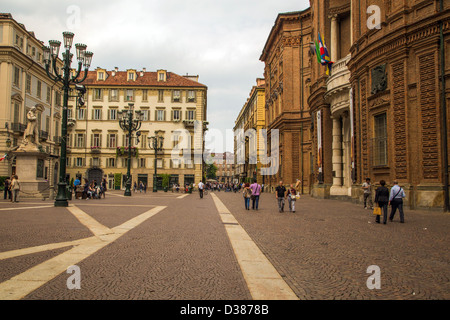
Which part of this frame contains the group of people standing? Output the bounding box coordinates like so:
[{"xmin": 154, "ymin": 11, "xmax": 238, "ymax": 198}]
[
  {"xmin": 362, "ymin": 178, "xmax": 406, "ymax": 224},
  {"xmin": 3, "ymin": 176, "xmax": 20, "ymax": 203}
]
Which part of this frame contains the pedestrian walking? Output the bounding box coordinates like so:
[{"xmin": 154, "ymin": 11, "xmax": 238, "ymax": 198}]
[
  {"xmin": 198, "ymin": 181, "xmax": 204, "ymax": 199},
  {"xmin": 11, "ymin": 175, "xmax": 20, "ymax": 203},
  {"xmin": 3, "ymin": 177, "xmax": 11, "ymax": 200},
  {"xmin": 362, "ymin": 178, "xmax": 373, "ymax": 209},
  {"xmin": 288, "ymin": 184, "xmax": 297, "ymax": 213},
  {"xmin": 133, "ymin": 181, "xmax": 137, "ymax": 193},
  {"xmin": 250, "ymin": 179, "xmax": 261, "ymax": 210},
  {"xmin": 275, "ymin": 181, "xmax": 287, "ymax": 212},
  {"xmin": 389, "ymin": 180, "xmax": 406, "ymax": 223},
  {"xmin": 101, "ymin": 178, "xmax": 107, "ymax": 199},
  {"xmin": 374, "ymin": 180, "xmax": 389, "ymax": 224},
  {"xmin": 243, "ymin": 183, "xmax": 251, "ymax": 210}
]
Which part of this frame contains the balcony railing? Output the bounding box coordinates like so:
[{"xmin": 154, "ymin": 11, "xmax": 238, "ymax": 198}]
[
  {"xmin": 11, "ymin": 123, "xmax": 26, "ymax": 133},
  {"xmin": 39, "ymin": 130, "xmax": 49, "ymax": 141}
]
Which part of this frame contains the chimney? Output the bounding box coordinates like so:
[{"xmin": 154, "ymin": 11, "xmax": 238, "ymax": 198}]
[{"xmin": 114, "ymin": 67, "xmax": 118, "ymax": 72}]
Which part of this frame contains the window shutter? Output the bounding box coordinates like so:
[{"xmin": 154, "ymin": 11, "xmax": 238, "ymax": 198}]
[
  {"xmin": 155, "ymin": 110, "xmax": 158, "ymax": 121},
  {"xmin": 171, "ymin": 110, "xmax": 174, "ymax": 121},
  {"xmin": 90, "ymin": 134, "xmax": 93, "ymax": 148},
  {"xmin": 99, "ymin": 134, "xmax": 102, "ymax": 147},
  {"xmin": 106, "ymin": 134, "xmax": 110, "ymax": 148}
]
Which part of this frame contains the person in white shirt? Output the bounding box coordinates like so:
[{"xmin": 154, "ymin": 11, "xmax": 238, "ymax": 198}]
[
  {"xmin": 389, "ymin": 180, "xmax": 406, "ymax": 223},
  {"xmin": 198, "ymin": 181, "xmax": 204, "ymax": 199}
]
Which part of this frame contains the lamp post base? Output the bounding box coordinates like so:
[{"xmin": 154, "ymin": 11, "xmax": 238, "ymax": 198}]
[{"xmin": 54, "ymin": 183, "xmax": 69, "ymax": 207}]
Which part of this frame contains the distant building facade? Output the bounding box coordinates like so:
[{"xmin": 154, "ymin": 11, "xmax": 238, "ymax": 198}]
[
  {"xmin": 260, "ymin": 10, "xmax": 312, "ymax": 193},
  {"xmin": 233, "ymin": 78, "xmax": 266, "ymax": 184},
  {"xmin": 66, "ymin": 68, "xmax": 208, "ymax": 190}
]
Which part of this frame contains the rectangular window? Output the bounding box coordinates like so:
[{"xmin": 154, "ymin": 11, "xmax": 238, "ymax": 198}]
[
  {"xmin": 109, "ymin": 89, "xmax": 119, "ymax": 101},
  {"xmin": 128, "ymin": 72, "xmax": 134, "ymax": 81},
  {"xmin": 92, "ymin": 134, "xmax": 101, "ymax": 147},
  {"xmin": 93, "ymin": 109, "xmax": 102, "ymax": 120},
  {"xmin": 77, "ymin": 108, "xmax": 85, "ymax": 120},
  {"xmin": 158, "ymin": 90, "xmax": 164, "ymax": 102},
  {"xmin": 126, "ymin": 89, "xmax": 134, "ymax": 101},
  {"xmin": 142, "ymin": 89, "xmax": 148, "ymax": 101},
  {"xmin": 46, "ymin": 87, "xmax": 51, "ymax": 103},
  {"xmin": 141, "ymin": 110, "xmax": 149, "ymax": 121},
  {"xmin": 172, "ymin": 110, "xmax": 181, "ymax": 121},
  {"xmin": 13, "ymin": 66, "xmax": 20, "ymax": 87},
  {"xmin": 157, "ymin": 110, "xmax": 165, "ymax": 121},
  {"xmin": 186, "ymin": 110, "xmax": 195, "ymax": 120},
  {"xmin": 139, "ymin": 158, "xmax": 146, "ymax": 168},
  {"xmin": 108, "ymin": 134, "xmax": 117, "ymax": 148},
  {"xmin": 76, "ymin": 133, "xmax": 85, "ymax": 148},
  {"xmin": 373, "ymin": 113, "xmax": 388, "ymax": 166},
  {"xmin": 26, "ymin": 74, "xmax": 31, "ymax": 93},
  {"xmin": 107, "ymin": 158, "xmax": 116, "ymax": 167},
  {"xmin": 172, "ymin": 159, "xmax": 180, "ymax": 169},
  {"xmin": 98, "ymin": 72, "xmax": 104, "ymax": 80},
  {"xmin": 93, "ymin": 88, "xmax": 102, "ymax": 100},
  {"xmin": 187, "ymin": 90, "xmax": 195, "ymax": 102},
  {"xmin": 76, "ymin": 157, "xmax": 84, "ymax": 167},
  {"xmin": 109, "ymin": 109, "xmax": 117, "ymax": 120},
  {"xmin": 92, "ymin": 157, "xmax": 100, "ymax": 167},
  {"xmin": 172, "ymin": 90, "xmax": 181, "ymax": 102},
  {"xmin": 36, "ymin": 80, "xmax": 42, "ymax": 99},
  {"xmin": 157, "ymin": 159, "xmax": 163, "ymax": 168}
]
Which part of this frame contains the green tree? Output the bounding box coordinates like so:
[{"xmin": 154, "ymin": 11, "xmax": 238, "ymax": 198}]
[{"xmin": 205, "ymin": 163, "xmax": 218, "ymax": 180}]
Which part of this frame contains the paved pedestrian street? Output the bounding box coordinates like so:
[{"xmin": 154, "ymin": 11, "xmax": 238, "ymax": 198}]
[{"xmin": 0, "ymin": 190, "xmax": 448, "ymax": 302}]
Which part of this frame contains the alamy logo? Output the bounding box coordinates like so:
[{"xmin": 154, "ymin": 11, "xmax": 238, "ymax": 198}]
[
  {"xmin": 366, "ymin": 265, "xmax": 381, "ymax": 290},
  {"xmin": 66, "ymin": 5, "xmax": 81, "ymax": 31},
  {"xmin": 367, "ymin": 5, "xmax": 381, "ymax": 30},
  {"xmin": 67, "ymin": 265, "xmax": 81, "ymax": 290}
]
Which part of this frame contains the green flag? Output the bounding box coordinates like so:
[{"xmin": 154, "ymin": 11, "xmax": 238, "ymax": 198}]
[{"xmin": 314, "ymin": 40, "xmax": 322, "ymax": 64}]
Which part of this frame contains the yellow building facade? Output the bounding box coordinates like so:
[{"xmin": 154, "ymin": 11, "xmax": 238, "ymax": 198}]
[
  {"xmin": 233, "ymin": 78, "xmax": 266, "ymax": 184},
  {"xmin": 66, "ymin": 68, "xmax": 208, "ymax": 190},
  {"xmin": 0, "ymin": 13, "xmax": 63, "ymax": 196}
]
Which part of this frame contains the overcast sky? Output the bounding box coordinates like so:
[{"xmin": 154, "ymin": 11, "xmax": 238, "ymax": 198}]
[{"xmin": 1, "ymin": 0, "xmax": 310, "ymax": 152}]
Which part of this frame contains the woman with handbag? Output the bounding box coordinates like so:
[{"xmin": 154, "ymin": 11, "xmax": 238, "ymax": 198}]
[
  {"xmin": 243, "ymin": 183, "xmax": 251, "ymax": 210},
  {"xmin": 374, "ymin": 180, "xmax": 389, "ymax": 224}
]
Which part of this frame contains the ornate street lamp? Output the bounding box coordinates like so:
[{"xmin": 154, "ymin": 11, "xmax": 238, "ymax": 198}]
[
  {"xmin": 43, "ymin": 32, "xmax": 93, "ymax": 207},
  {"xmin": 148, "ymin": 134, "xmax": 164, "ymax": 192},
  {"xmin": 118, "ymin": 103, "xmax": 143, "ymax": 196}
]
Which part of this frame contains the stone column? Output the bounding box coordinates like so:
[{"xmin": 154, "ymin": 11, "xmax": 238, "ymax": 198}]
[
  {"xmin": 330, "ymin": 15, "xmax": 339, "ymax": 62},
  {"xmin": 332, "ymin": 116, "xmax": 342, "ymax": 187}
]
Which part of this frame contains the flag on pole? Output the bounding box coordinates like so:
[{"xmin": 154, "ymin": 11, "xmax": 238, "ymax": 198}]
[
  {"xmin": 0, "ymin": 154, "xmax": 7, "ymax": 162},
  {"xmin": 318, "ymin": 32, "xmax": 334, "ymax": 75}
]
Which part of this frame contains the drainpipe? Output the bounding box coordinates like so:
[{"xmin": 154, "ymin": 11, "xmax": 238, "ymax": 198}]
[
  {"xmin": 439, "ymin": 0, "xmax": 449, "ymax": 212},
  {"xmin": 300, "ymin": 15, "xmax": 304, "ymax": 195}
]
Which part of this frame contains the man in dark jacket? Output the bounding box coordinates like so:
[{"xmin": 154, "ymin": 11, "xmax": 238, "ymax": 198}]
[{"xmin": 374, "ymin": 180, "xmax": 390, "ymax": 224}]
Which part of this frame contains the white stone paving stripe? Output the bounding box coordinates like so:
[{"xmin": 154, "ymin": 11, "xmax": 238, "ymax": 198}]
[
  {"xmin": 0, "ymin": 205, "xmax": 54, "ymax": 211},
  {"xmin": 0, "ymin": 205, "xmax": 166, "ymax": 300},
  {"xmin": 210, "ymin": 193, "xmax": 299, "ymax": 300}
]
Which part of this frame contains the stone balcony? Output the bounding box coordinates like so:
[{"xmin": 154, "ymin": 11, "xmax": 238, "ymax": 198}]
[{"xmin": 325, "ymin": 54, "xmax": 352, "ymax": 116}]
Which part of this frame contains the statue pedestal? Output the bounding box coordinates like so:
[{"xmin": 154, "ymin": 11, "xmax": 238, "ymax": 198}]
[{"xmin": 13, "ymin": 149, "xmax": 50, "ymax": 200}]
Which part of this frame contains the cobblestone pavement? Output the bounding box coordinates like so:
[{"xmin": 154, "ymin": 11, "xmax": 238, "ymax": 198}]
[
  {"xmin": 213, "ymin": 190, "xmax": 450, "ymax": 300},
  {"xmin": 0, "ymin": 190, "xmax": 448, "ymax": 301},
  {"xmin": 0, "ymin": 191, "xmax": 250, "ymax": 300}
]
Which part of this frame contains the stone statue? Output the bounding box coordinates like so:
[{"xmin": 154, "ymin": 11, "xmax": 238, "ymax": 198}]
[{"xmin": 19, "ymin": 106, "xmax": 41, "ymax": 151}]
